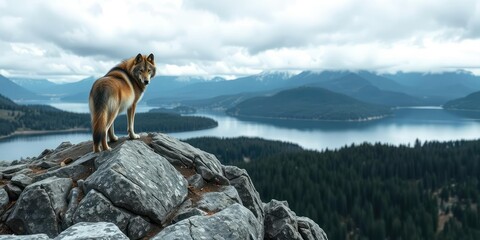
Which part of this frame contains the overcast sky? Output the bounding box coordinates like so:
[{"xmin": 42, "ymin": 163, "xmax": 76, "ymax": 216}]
[{"xmin": 1, "ymin": 0, "xmax": 480, "ymax": 82}]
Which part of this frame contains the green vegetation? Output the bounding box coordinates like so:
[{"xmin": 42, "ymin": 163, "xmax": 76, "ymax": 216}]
[
  {"xmin": 186, "ymin": 137, "xmax": 480, "ymax": 240},
  {"xmin": 0, "ymin": 94, "xmax": 218, "ymax": 137},
  {"xmin": 444, "ymin": 91, "xmax": 480, "ymax": 111},
  {"xmin": 0, "ymin": 94, "xmax": 90, "ymax": 136},
  {"xmin": 149, "ymin": 106, "xmax": 197, "ymax": 114},
  {"xmin": 227, "ymin": 87, "xmax": 391, "ymax": 121}
]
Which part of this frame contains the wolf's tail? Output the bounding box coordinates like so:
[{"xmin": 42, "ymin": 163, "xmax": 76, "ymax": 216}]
[
  {"xmin": 92, "ymin": 112, "xmax": 107, "ymax": 152},
  {"xmin": 90, "ymin": 86, "xmax": 110, "ymax": 152}
]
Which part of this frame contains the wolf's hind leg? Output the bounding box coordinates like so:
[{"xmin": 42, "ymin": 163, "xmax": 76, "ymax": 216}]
[{"xmin": 108, "ymin": 122, "xmax": 118, "ymax": 142}]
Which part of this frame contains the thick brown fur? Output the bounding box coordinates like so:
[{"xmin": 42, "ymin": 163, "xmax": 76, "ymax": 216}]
[{"xmin": 89, "ymin": 53, "xmax": 156, "ymax": 152}]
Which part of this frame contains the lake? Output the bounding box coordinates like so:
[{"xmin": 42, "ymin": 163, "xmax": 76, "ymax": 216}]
[{"xmin": 2, "ymin": 103, "xmax": 480, "ymax": 161}]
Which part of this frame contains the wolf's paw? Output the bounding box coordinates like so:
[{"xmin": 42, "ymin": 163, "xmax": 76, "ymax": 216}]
[
  {"xmin": 104, "ymin": 146, "xmax": 112, "ymax": 151},
  {"xmin": 109, "ymin": 135, "xmax": 119, "ymax": 142},
  {"xmin": 129, "ymin": 133, "xmax": 140, "ymax": 140}
]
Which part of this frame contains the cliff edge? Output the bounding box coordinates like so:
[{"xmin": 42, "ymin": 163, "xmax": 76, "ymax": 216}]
[{"xmin": 0, "ymin": 133, "xmax": 327, "ymax": 240}]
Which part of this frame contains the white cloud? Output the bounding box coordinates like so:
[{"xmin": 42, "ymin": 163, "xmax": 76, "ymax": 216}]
[{"xmin": 0, "ymin": 0, "xmax": 480, "ymax": 82}]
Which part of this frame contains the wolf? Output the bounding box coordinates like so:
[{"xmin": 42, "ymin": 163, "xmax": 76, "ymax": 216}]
[{"xmin": 89, "ymin": 53, "xmax": 156, "ymax": 152}]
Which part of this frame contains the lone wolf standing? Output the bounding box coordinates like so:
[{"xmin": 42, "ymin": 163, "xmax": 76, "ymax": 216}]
[{"xmin": 89, "ymin": 53, "xmax": 156, "ymax": 152}]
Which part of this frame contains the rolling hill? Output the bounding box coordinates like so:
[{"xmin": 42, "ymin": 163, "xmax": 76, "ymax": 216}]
[
  {"xmin": 226, "ymin": 86, "xmax": 391, "ymax": 121},
  {"xmin": 146, "ymin": 71, "xmax": 294, "ymax": 105},
  {"xmin": 443, "ymin": 91, "xmax": 480, "ymax": 111},
  {"xmin": 309, "ymin": 73, "xmax": 424, "ymax": 106},
  {"xmin": 0, "ymin": 75, "xmax": 46, "ymax": 100}
]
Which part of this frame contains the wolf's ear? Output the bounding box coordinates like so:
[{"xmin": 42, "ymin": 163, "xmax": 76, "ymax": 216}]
[
  {"xmin": 147, "ymin": 53, "xmax": 154, "ymax": 63},
  {"xmin": 134, "ymin": 53, "xmax": 143, "ymax": 64}
]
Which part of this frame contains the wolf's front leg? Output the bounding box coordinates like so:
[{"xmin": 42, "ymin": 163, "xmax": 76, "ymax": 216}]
[{"xmin": 127, "ymin": 104, "xmax": 140, "ymax": 139}]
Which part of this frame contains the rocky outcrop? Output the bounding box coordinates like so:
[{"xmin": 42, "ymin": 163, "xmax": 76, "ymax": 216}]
[
  {"xmin": 0, "ymin": 132, "xmax": 327, "ymax": 239},
  {"xmin": 264, "ymin": 200, "xmax": 327, "ymax": 240},
  {"xmin": 152, "ymin": 203, "xmax": 262, "ymax": 240},
  {"xmin": 54, "ymin": 222, "xmax": 128, "ymax": 240},
  {"xmin": 6, "ymin": 177, "xmax": 72, "ymax": 237},
  {"xmin": 83, "ymin": 140, "xmax": 188, "ymax": 224}
]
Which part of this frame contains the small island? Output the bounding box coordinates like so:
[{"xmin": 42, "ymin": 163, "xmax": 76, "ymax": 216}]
[
  {"xmin": 226, "ymin": 87, "xmax": 391, "ymax": 121},
  {"xmin": 0, "ymin": 94, "xmax": 217, "ymax": 138}
]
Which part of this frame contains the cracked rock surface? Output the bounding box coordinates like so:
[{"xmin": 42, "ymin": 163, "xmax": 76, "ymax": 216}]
[{"xmin": 0, "ymin": 133, "xmax": 328, "ymax": 240}]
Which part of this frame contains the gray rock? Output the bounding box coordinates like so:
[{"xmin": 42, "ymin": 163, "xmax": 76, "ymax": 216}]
[
  {"xmin": 62, "ymin": 187, "xmax": 80, "ymax": 230},
  {"xmin": 187, "ymin": 173, "xmax": 205, "ymax": 189},
  {"xmin": 224, "ymin": 165, "xmax": 264, "ymax": 223},
  {"xmin": 84, "ymin": 140, "xmax": 187, "ymax": 224},
  {"xmin": 11, "ymin": 174, "xmax": 33, "ymax": 189},
  {"xmin": 0, "ymin": 188, "xmax": 9, "ymax": 215},
  {"xmin": 69, "ymin": 152, "xmax": 97, "ymax": 168},
  {"xmin": 127, "ymin": 216, "xmax": 155, "ymax": 240},
  {"xmin": 6, "ymin": 177, "xmax": 72, "ymax": 237},
  {"xmin": 5, "ymin": 183, "xmax": 22, "ymax": 201},
  {"xmin": 6, "ymin": 188, "xmax": 57, "ymax": 237},
  {"xmin": 297, "ymin": 217, "xmax": 328, "ymax": 240},
  {"xmin": 72, "ymin": 189, "xmax": 132, "ymax": 233},
  {"xmin": 55, "ymin": 141, "xmax": 73, "ymax": 151},
  {"xmin": 36, "ymin": 161, "xmax": 58, "ymax": 169},
  {"xmin": 0, "ymin": 234, "xmax": 50, "ymax": 239},
  {"xmin": 38, "ymin": 149, "xmax": 54, "ymax": 159},
  {"xmin": 76, "ymin": 179, "xmax": 86, "ymax": 194},
  {"xmin": 150, "ymin": 133, "xmax": 224, "ymax": 176},
  {"xmin": 33, "ymin": 164, "xmax": 90, "ymax": 182},
  {"xmin": 264, "ymin": 200, "xmax": 302, "ymax": 240},
  {"xmin": 194, "ymin": 159, "xmax": 229, "ymax": 185},
  {"xmin": 3, "ymin": 168, "xmax": 33, "ymax": 180},
  {"xmin": 171, "ymin": 207, "xmax": 207, "ymax": 223},
  {"xmin": 0, "ymin": 164, "xmax": 27, "ymax": 174},
  {"xmin": 197, "ymin": 186, "xmax": 242, "ymax": 213},
  {"xmin": 54, "ymin": 222, "xmax": 129, "ymax": 240},
  {"xmin": 35, "ymin": 153, "xmax": 96, "ymax": 183},
  {"xmin": 152, "ymin": 203, "xmax": 262, "ymax": 240}
]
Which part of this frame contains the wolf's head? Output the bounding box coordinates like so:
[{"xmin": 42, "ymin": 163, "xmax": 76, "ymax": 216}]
[{"xmin": 132, "ymin": 53, "xmax": 156, "ymax": 86}]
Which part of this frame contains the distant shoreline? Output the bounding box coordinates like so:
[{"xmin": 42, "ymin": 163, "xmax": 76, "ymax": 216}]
[
  {"xmin": 0, "ymin": 128, "xmax": 90, "ymax": 140},
  {"xmin": 228, "ymin": 112, "xmax": 391, "ymax": 122}
]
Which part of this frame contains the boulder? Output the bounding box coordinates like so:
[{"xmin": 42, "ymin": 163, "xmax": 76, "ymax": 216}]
[
  {"xmin": 187, "ymin": 173, "xmax": 205, "ymax": 189},
  {"xmin": 0, "ymin": 188, "xmax": 9, "ymax": 215},
  {"xmin": 197, "ymin": 186, "xmax": 242, "ymax": 212},
  {"xmin": 11, "ymin": 174, "xmax": 33, "ymax": 189},
  {"xmin": 62, "ymin": 187, "xmax": 80, "ymax": 230},
  {"xmin": 152, "ymin": 203, "xmax": 262, "ymax": 240},
  {"xmin": 0, "ymin": 164, "xmax": 27, "ymax": 174},
  {"xmin": 0, "ymin": 234, "xmax": 50, "ymax": 239},
  {"xmin": 264, "ymin": 199, "xmax": 302, "ymax": 240},
  {"xmin": 224, "ymin": 165, "xmax": 264, "ymax": 223},
  {"xmin": 4, "ymin": 184, "xmax": 22, "ymax": 201},
  {"xmin": 127, "ymin": 216, "xmax": 155, "ymax": 240},
  {"xmin": 6, "ymin": 177, "xmax": 72, "ymax": 237},
  {"xmin": 72, "ymin": 189, "xmax": 133, "ymax": 233},
  {"xmin": 36, "ymin": 161, "xmax": 58, "ymax": 169},
  {"xmin": 150, "ymin": 133, "xmax": 225, "ymax": 179},
  {"xmin": 54, "ymin": 222, "xmax": 129, "ymax": 240},
  {"xmin": 297, "ymin": 216, "xmax": 328, "ymax": 240},
  {"xmin": 83, "ymin": 140, "xmax": 187, "ymax": 224},
  {"xmin": 55, "ymin": 141, "xmax": 73, "ymax": 151}
]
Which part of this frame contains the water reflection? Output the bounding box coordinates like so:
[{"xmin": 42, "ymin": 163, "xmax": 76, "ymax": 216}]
[{"xmin": 2, "ymin": 104, "xmax": 480, "ymax": 161}]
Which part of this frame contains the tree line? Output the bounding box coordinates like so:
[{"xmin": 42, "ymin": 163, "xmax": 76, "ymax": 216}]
[{"xmin": 186, "ymin": 137, "xmax": 480, "ymax": 240}]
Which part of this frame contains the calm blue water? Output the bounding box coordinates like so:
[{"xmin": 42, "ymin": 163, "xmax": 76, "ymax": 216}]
[{"xmin": 2, "ymin": 103, "xmax": 480, "ymax": 161}]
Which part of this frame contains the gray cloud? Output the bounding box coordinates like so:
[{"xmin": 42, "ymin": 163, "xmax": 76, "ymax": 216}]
[{"xmin": 0, "ymin": 0, "xmax": 480, "ymax": 82}]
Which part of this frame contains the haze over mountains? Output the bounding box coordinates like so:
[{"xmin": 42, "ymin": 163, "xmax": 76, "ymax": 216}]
[{"xmin": 2, "ymin": 70, "xmax": 480, "ymax": 112}]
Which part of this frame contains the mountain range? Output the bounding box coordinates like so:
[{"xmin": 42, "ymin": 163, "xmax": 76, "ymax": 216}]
[{"xmin": 4, "ymin": 70, "xmax": 480, "ymax": 108}]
